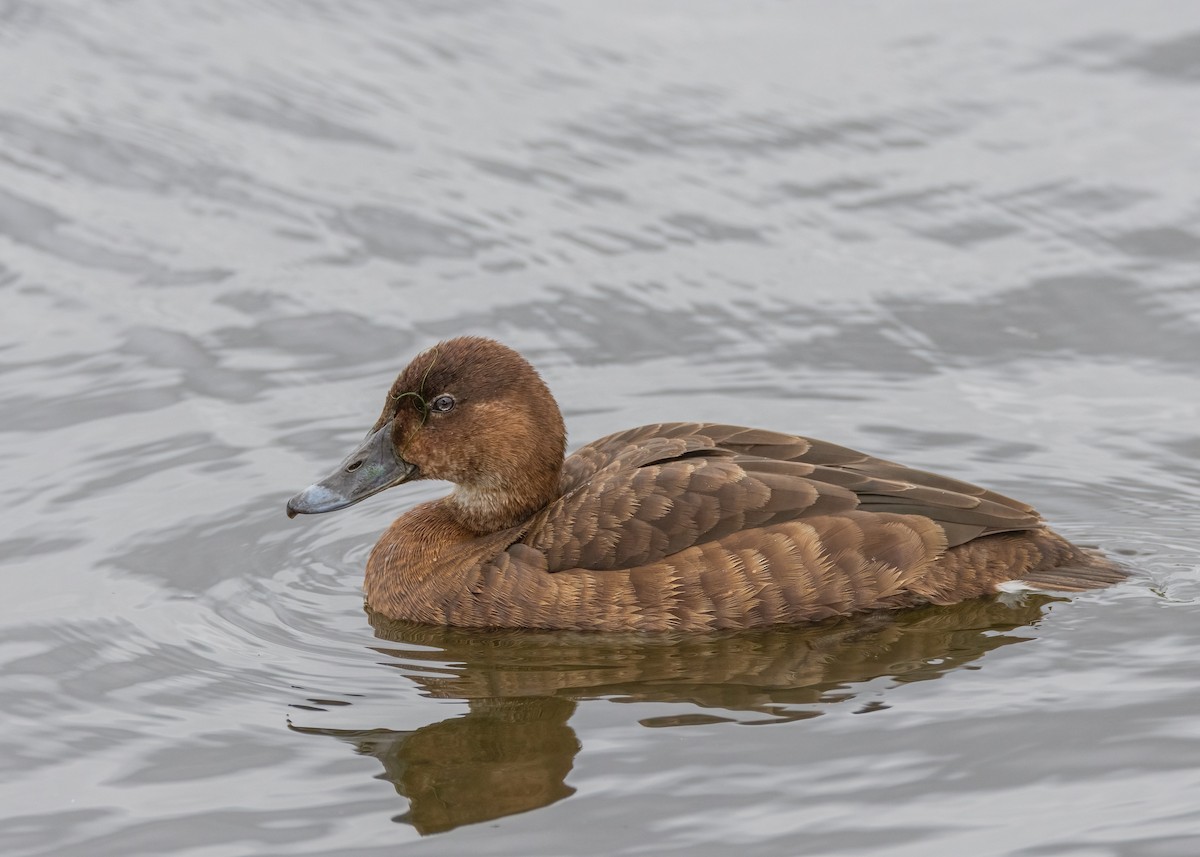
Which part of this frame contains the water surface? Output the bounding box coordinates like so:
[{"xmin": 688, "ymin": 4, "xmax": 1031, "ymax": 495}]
[{"xmin": 2, "ymin": 2, "xmax": 1199, "ymax": 855}]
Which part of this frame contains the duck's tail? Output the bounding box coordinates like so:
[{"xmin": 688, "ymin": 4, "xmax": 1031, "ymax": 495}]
[{"xmin": 1004, "ymin": 549, "xmax": 1128, "ymax": 593}]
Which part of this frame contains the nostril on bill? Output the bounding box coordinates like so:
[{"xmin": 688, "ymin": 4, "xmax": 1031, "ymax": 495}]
[{"xmin": 347, "ymin": 460, "xmax": 363, "ymax": 473}]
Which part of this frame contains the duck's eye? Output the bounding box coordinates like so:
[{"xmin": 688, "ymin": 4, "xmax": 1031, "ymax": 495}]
[{"xmin": 430, "ymin": 394, "xmax": 455, "ymax": 413}]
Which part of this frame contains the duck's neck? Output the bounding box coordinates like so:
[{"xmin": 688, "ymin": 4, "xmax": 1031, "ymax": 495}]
[{"xmin": 446, "ymin": 465, "xmax": 560, "ymax": 535}]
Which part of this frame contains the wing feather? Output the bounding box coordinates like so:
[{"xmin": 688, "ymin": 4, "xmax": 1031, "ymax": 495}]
[{"xmin": 532, "ymin": 422, "xmax": 1044, "ymax": 574}]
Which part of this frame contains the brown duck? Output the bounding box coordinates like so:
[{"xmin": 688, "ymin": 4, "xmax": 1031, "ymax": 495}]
[{"xmin": 287, "ymin": 336, "xmax": 1123, "ymax": 632}]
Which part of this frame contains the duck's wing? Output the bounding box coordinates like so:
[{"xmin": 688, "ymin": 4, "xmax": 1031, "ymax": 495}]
[
  {"xmin": 531, "ymin": 422, "xmax": 1041, "ymax": 573},
  {"xmin": 710, "ymin": 425, "xmax": 1041, "ymax": 548}
]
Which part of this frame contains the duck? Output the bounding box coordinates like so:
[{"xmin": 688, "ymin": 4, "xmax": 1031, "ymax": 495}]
[{"xmin": 287, "ymin": 336, "xmax": 1124, "ymax": 632}]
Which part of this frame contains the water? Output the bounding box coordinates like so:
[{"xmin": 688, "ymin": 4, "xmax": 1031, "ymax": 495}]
[{"xmin": 2, "ymin": 1, "xmax": 1199, "ymax": 854}]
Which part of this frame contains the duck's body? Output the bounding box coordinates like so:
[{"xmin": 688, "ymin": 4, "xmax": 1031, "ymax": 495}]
[{"xmin": 288, "ymin": 337, "xmax": 1123, "ymax": 632}]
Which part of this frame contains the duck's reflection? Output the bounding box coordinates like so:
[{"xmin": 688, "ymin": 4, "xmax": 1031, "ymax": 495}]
[
  {"xmin": 292, "ymin": 596, "xmax": 1057, "ymax": 835},
  {"xmin": 293, "ymin": 696, "xmax": 578, "ymax": 834}
]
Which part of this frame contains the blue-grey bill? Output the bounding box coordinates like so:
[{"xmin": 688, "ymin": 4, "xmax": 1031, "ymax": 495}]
[{"xmin": 286, "ymin": 420, "xmax": 416, "ymax": 518}]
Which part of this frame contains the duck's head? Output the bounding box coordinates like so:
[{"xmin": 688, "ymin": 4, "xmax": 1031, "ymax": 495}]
[{"xmin": 287, "ymin": 336, "xmax": 567, "ymax": 532}]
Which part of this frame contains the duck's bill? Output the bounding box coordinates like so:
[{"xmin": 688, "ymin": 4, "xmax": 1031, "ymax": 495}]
[{"xmin": 286, "ymin": 421, "xmax": 417, "ymax": 518}]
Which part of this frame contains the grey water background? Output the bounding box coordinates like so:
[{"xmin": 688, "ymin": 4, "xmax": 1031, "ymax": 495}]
[{"xmin": 2, "ymin": 1, "xmax": 1200, "ymax": 854}]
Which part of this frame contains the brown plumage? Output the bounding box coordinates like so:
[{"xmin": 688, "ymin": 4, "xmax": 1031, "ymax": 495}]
[{"xmin": 286, "ymin": 336, "xmax": 1124, "ymax": 631}]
